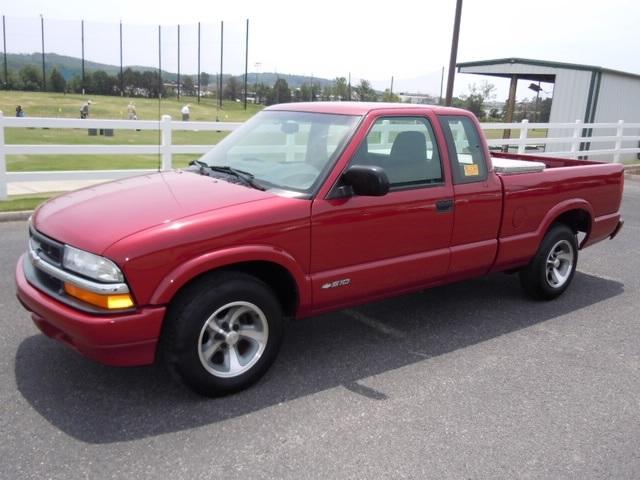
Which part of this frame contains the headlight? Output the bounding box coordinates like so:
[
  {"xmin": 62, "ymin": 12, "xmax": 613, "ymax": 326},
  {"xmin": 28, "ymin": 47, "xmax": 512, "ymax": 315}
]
[{"xmin": 63, "ymin": 245, "xmax": 124, "ymax": 283}]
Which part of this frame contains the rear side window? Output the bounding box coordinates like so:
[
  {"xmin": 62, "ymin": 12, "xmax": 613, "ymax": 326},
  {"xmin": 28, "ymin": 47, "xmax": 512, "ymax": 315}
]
[
  {"xmin": 440, "ymin": 116, "xmax": 487, "ymax": 184},
  {"xmin": 350, "ymin": 116, "xmax": 443, "ymax": 188}
]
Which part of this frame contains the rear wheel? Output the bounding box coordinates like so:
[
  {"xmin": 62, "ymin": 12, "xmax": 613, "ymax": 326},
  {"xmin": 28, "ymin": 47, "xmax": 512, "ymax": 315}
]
[
  {"xmin": 519, "ymin": 223, "xmax": 578, "ymax": 300},
  {"xmin": 162, "ymin": 272, "xmax": 284, "ymax": 396}
]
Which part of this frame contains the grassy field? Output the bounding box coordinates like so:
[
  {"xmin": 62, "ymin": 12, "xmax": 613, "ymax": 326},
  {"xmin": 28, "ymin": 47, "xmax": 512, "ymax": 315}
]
[
  {"xmin": 1, "ymin": 90, "xmax": 261, "ymax": 172},
  {"xmin": 0, "ymin": 193, "xmax": 57, "ymax": 212}
]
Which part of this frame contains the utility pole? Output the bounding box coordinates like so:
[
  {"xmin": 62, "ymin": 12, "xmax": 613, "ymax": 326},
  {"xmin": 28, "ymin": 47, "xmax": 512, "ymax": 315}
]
[
  {"xmin": 177, "ymin": 24, "xmax": 181, "ymax": 100},
  {"xmin": 158, "ymin": 25, "xmax": 162, "ymax": 99},
  {"xmin": 40, "ymin": 15, "xmax": 46, "ymax": 91},
  {"xmin": 244, "ymin": 19, "xmax": 249, "ymax": 110},
  {"xmin": 81, "ymin": 20, "xmax": 85, "ymax": 92},
  {"xmin": 445, "ymin": 0, "xmax": 463, "ymax": 106},
  {"xmin": 119, "ymin": 21, "xmax": 124, "ymax": 95},
  {"xmin": 439, "ymin": 66, "xmax": 444, "ymax": 104},
  {"xmin": 197, "ymin": 22, "xmax": 201, "ymax": 103},
  {"xmin": 219, "ymin": 21, "xmax": 224, "ymax": 109},
  {"xmin": 2, "ymin": 16, "xmax": 8, "ymax": 89}
]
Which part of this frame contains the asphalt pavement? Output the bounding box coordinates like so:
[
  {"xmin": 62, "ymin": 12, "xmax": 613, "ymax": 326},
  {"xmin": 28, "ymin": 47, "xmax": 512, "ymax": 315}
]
[{"xmin": 1, "ymin": 180, "xmax": 639, "ymax": 479}]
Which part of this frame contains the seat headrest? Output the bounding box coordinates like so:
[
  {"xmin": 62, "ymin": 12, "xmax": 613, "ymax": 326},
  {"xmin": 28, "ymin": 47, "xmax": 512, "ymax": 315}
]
[{"xmin": 389, "ymin": 131, "xmax": 426, "ymax": 163}]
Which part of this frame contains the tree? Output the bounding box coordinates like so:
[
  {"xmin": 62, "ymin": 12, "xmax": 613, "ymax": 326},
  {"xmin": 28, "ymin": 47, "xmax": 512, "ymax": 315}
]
[
  {"xmin": 382, "ymin": 89, "xmax": 400, "ymax": 102},
  {"xmin": 538, "ymin": 97, "xmax": 552, "ymax": 122},
  {"xmin": 49, "ymin": 68, "xmax": 66, "ymax": 92},
  {"xmin": 224, "ymin": 76, "xmax": 240, "ymax": 100},
  {"xmin": 141, "ymin": 70, "xmax": 162, "ymax": 98},
  {"xmin": 182, "ymin": 76, "xmax": 195, "ymax": 96},
  {"xmin": 334, "ymin": 77, "xmax": 348, "ymax": 101},
  {"xmin": 2, "ymin": 69, "xmax": 18, "ymax": 90},
  {"xmin": 321, "ymin": 84, "xmax": 333, "ymax": 101},
  {"xmin": 299, "ymin": 83, "xmax": 312, "ymax": 102},
  {"xmin": 255, "ymin": 83, "xmax": 270, "ymax": 104},
  {"xmin": 91, "ymin": 70, "xmax": 116, "ymax": 95},
  {"xmin": 19, "ymin": 65, "xmax": 42, "ymax": 91},
  {"xmin": 355, "ymin": 79, "xmax": 377, "ymax": 102},
  {"xmin": 460, "ymin": 81, "xmax": 496, "ymax": 119},
  {"xmin": 267, "ymin": 78, "xmax": 291, "ymax": 105},
  {"xmin": 200, "ymin": 72, "xmax": 210, "ymax": 88}
]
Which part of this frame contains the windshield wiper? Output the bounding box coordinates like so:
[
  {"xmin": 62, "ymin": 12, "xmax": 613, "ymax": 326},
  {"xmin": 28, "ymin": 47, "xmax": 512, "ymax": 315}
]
[
  {"xmin": 190, "ymin": 159, "xmax": 210, "ymax": 171},
  {"xmin": 207, "ymin": 165, "xmax": 266, "ymax": 191}
]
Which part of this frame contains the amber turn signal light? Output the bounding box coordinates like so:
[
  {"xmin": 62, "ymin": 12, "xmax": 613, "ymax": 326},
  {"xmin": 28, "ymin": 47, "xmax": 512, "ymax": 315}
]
[{"xmin": 64, "ymin": 283, "xmax": 134, "ymax": 310}]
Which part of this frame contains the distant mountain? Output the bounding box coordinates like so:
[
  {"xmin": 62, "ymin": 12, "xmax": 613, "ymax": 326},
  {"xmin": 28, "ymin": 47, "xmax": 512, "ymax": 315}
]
[{"xmin": 4, "ymin": 52, "xmax": 334, "ymax": 88}]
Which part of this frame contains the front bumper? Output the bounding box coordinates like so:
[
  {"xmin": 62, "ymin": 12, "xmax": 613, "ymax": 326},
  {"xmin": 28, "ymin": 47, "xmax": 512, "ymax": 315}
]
[{"xmin": 16, "ymin": 254, "xmax": 165, "ymax": 366}]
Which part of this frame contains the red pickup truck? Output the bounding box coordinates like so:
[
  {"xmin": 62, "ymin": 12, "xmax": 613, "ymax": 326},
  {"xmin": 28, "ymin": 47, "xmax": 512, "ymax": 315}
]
[{"xmin": 16, "ymin": 102, "xmax": 624, "ymax": 396}]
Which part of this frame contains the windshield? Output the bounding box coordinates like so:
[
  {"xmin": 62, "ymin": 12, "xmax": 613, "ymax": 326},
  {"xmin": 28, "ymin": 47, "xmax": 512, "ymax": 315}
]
[{"xmin": 198, "ymin": 110, "xmax": 361, "ymax": 194}]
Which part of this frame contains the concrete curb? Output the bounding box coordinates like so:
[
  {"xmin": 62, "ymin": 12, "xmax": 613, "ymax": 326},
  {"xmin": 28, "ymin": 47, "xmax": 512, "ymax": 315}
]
[{"xmin": 0, "ymin": 210, "xmax": 33, "ymax": 222}]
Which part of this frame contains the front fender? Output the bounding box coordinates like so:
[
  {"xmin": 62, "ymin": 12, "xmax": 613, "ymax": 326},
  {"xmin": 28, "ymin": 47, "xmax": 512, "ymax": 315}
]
[{"xmin": 149, "ymin": 245, "xmax": 312, "ymax": 311}]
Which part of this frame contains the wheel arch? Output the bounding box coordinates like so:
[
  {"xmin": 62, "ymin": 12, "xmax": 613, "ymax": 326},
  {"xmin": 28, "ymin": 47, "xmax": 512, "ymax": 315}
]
[
  {"xmin": 538, "ymin": 199, "xmax": 594, "ymax": 249},
  {"xmin": 150, "ymin": 245, "xmax": 311, "ymax": 317}
]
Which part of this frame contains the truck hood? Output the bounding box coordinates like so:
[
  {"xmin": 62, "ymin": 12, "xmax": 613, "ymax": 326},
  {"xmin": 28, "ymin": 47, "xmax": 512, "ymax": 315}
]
[{"xmin": 33, "ymin": 171, "xmax": 275, "ymax": 254}]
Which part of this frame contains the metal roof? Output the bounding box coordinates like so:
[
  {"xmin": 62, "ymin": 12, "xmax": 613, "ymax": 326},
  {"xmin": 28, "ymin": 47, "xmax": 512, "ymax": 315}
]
[{"xmin": 457, "ymin": 57, "xmax": 640, "ymax": 82}]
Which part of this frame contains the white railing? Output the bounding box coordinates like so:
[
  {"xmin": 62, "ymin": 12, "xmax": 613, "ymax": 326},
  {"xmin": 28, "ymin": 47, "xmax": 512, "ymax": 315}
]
[
  {"xmin": 1, "ymin": 113, "xmax": 640, "ymax": 200},
  {"xmin": 481, "ymin": 119, "xmax": 640, "ymax": 160},
  {"xmin": 0, "ymin": 112, "xmax": 241, "ymax": 199}
]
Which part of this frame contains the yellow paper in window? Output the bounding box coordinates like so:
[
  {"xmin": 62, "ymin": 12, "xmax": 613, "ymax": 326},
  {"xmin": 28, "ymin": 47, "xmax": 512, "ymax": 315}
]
[{"xmin": 464, "ymin": 164, "xmax": 479, "ymax": 176}]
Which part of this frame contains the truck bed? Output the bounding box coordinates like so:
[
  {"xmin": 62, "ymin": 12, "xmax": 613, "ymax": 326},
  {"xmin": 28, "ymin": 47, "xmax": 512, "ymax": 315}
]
[{"xmin": 489, "ymin": 151, "xmax": 624, "ymax": 272}]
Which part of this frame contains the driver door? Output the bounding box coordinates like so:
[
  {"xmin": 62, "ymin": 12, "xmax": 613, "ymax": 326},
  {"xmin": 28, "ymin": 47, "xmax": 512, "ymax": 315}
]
[{"xmin": 310, "ymin": 114, "xmax": 454, "ymax": 312}]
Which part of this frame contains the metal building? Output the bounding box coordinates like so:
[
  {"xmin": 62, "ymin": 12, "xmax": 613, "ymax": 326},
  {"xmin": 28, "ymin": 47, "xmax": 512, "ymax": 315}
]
[{"xmin": 457, "ymin": 58, "xmax": 640, "ymax": 157}]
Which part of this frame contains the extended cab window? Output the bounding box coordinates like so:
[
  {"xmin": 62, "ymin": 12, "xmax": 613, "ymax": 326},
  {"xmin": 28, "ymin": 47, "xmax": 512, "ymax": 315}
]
[
  {"xmin": 440, "ymin": 116, "xmax": 487, "ymax": 184},
  {"xmin": 351, "ymin": 116, "xmax": 443, "ymax": 188}
]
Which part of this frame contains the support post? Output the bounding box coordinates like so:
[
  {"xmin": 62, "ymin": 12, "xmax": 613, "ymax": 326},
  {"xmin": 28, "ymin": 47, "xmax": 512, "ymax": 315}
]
[
  {"xmin": 502, "ymin": 74, "xmax": 518, "ymax": 151},
  {"xmin": 160, "ymin": 114, "xmax": 172, "ymax": 171},
  {"xmin": 570, "ymin": 120, "xmax": 582, "ymax": 155},
  {"xmin": 517, "ymin": 119, "xmax": 529, "ymax": 154},
  {"xmin": 613, "ymin": 119, "xmax": 624, "ymax": 163},
  {"xmin": 0, "ymin": 111, "xmax": 6, "ymax": 200}
]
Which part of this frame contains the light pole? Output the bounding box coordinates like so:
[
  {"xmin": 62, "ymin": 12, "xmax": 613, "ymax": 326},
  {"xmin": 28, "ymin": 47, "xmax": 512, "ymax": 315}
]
[{"xmin": 445, "ymin": 0, "xmax": 463, "ymax": 106}]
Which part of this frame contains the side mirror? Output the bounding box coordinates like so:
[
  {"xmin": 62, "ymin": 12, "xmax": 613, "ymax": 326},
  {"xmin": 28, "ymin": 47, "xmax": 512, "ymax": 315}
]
[{"xmin": 341, "ymin": 165, "xmax": 389, "ymax": 197}]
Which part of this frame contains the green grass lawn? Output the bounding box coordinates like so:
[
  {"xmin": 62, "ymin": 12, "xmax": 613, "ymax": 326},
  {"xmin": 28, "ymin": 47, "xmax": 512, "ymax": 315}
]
[
  {"xmin": 0, "ymin": 193, "xmax": 57, "ymax": 212},
  {"xmin": 1, "ymin": 91, "xmax": 261, "ymax": 121},
  {"xmin": 1, "ymin": 90, "xmax": 260, "ymax": 172}
]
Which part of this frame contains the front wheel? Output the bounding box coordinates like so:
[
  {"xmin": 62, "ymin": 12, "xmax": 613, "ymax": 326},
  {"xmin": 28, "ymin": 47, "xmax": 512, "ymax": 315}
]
[
  {"xmin": 519, "ymin": 223, "xmax": 578, "ymax": 300},
  {"xmin": 161, "ymin": 272, "xmax": 284, "ymax": 397}
]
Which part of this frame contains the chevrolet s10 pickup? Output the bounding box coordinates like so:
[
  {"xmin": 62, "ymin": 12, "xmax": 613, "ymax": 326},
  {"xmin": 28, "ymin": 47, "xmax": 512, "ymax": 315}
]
[{"xmin": 16, "ymin": 102, "xmax": 624, "ymax": 396}]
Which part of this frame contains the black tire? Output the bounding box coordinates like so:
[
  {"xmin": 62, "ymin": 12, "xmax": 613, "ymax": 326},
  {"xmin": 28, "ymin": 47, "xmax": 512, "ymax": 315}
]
[
  {"xmin": 161, "ymin": 272, "xmax": 284, "ymax": 397},
  {"xmin": 519, "ymin": 223, "xmax": 578, "ymax": 300}
]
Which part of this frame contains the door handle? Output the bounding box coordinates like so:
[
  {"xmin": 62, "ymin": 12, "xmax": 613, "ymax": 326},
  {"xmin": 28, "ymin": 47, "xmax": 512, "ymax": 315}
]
[{"xmin": 436, "ymin": 199, "xmax": 454, "ymax": 212}]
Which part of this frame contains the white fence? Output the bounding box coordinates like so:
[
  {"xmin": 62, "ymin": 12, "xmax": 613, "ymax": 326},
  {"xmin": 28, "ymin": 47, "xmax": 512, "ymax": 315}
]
[{"xmin": 1, "ymin": 112, "xmax": 640, "ymax": 200}]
